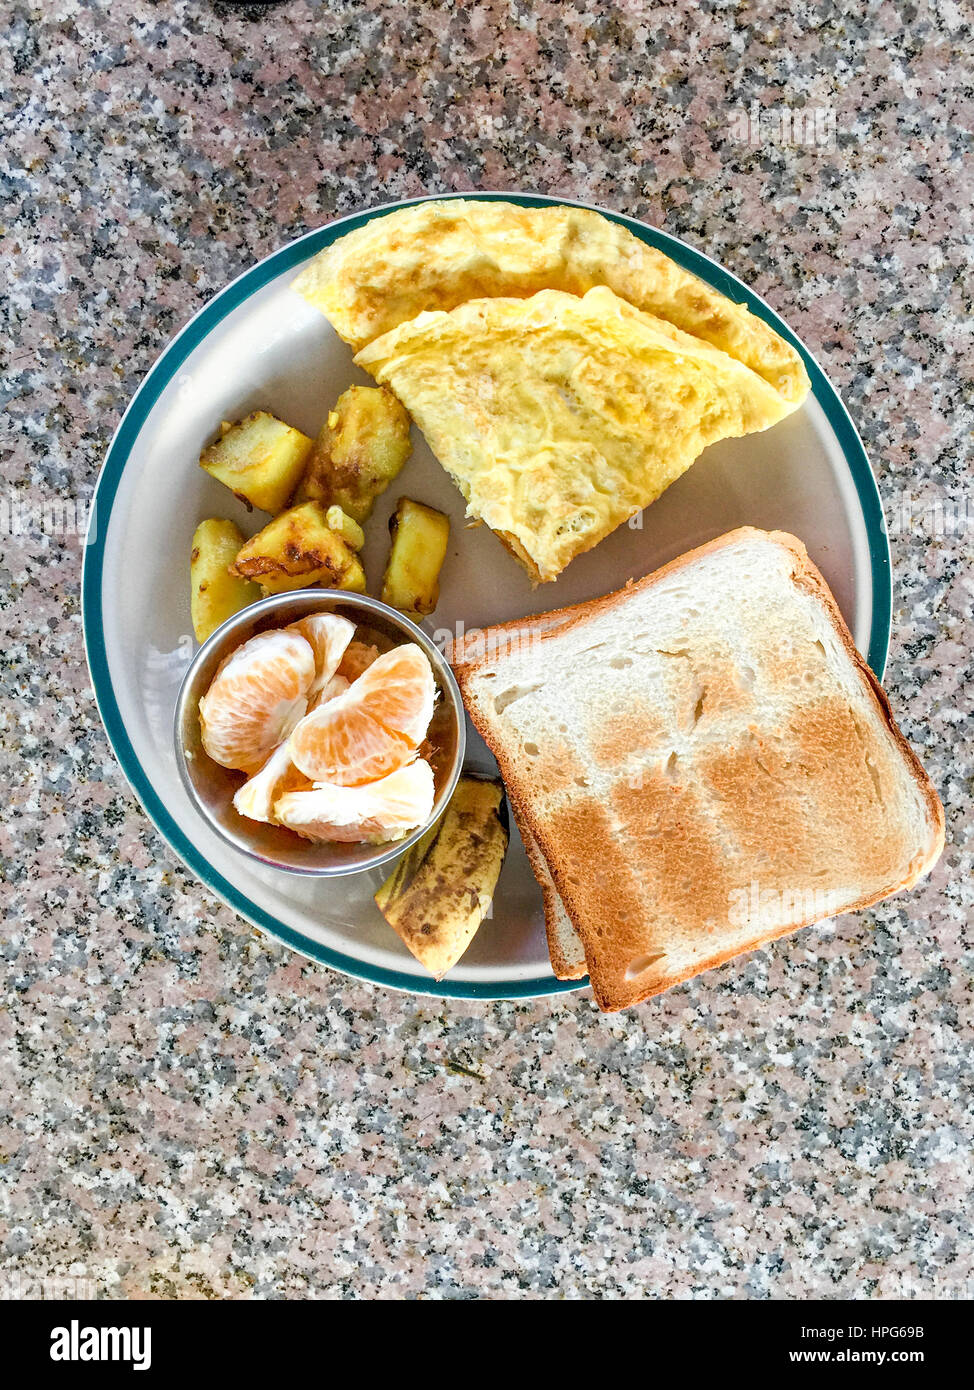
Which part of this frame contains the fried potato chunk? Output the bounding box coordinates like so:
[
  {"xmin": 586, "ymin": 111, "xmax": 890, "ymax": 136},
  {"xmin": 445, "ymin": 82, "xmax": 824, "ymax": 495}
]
[
  {"xmin": 190, "ymin": 518, "xmax": 261, "ymax": 643},
  {"xmin": 380, "ymin": 497, "xmax": 450, "ymax": 621},
  {"xmin": 294, "ymin": 386, "xmax": 412, "ymax": 523},
  {"xmin": 199, "ymin": 411, "xmax": 314, "ymax": 513},
  {"xmin": 230, "ymin": 501, "xmax": 367, "ymax": 595}
]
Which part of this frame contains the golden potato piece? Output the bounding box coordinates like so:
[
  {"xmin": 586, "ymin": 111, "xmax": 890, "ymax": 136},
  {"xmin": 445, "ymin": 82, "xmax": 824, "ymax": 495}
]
[
  {"xmin": 200, "ymin": 411, "xmax": 314, "ymax": 513},
  {"xmin": 294, "ymin": 385, "xmax": 412, "ymax": 523},
  {"xmin": 190, "ymin": 518, "xmax": 261, "ymax": 643},
  {"xmin": 230, "ymin": 501, "xmax": 366, "ymax": 595},
  {"xmin": 380, "ymin": 498, "xmax": 450, "ymax": 621},
  {"xmin": 325, "ymin": 504, "xmax": 365, "ymax": 551},
  {"xmin": 374, "ymin": 776, "xmax": 509, "ymax": 978}
]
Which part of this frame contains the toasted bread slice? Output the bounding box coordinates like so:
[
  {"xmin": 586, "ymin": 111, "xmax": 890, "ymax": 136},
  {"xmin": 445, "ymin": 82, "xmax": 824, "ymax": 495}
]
[
  {"xmin": 292, "ymin": 199, "xmax": 809, "ymax": 405},
  {"xmin": 453, "ymin": 528, "xmax": 944, "ymax": 1012}
]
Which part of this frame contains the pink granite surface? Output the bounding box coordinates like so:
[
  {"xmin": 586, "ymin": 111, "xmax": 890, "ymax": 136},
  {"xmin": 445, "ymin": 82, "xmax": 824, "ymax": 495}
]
[{"xmin": 0, "ymin": 0, "xmax": 971, "ymax": 1298}]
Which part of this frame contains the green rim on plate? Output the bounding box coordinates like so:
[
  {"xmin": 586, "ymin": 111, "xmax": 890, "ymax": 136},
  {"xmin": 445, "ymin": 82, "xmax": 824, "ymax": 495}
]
[{"xmin": 82, "ymin": 192, "xmax": 892, "ymax": 1002}]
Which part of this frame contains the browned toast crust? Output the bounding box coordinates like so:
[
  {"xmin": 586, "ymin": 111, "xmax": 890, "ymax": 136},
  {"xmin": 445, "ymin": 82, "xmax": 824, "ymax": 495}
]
[{"xmin": 508, "ymin": 802, "xmax": 588, "ymax": 981}]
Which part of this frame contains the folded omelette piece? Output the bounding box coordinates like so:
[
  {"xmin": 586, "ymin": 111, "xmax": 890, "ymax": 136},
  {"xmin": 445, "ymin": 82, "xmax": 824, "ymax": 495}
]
[
  {"xmin": 355, "ymin": 286, "xmax": 800, "ymax": 583},
  {"xmin": 292, "ymin": 199, "xmax": 809, "ymax": 407},
  {"xmin": 452, "ymin": 528, "xmax": 945, "ymax": 1012}
]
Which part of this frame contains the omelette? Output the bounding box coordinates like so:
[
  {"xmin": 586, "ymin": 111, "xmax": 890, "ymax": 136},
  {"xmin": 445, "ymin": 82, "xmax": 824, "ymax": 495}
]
[
  {"xmin": 355, "ymin": 286, "xmax": 797, "ymax": 583},
  {"xmin": 293, "ymin": 198, "xmax": 810, "ymax": 407}
]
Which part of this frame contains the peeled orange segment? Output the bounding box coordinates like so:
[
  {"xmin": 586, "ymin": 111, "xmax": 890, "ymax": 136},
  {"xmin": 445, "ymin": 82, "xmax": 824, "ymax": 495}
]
[
  {"xmin": 288, "ymin": 614, "xmax": 355, "ymax": 698},
  {"xmin": 337, "ymin": 641, "xmax": 380, "ymax": 682},
  {"xmin": 288, "ymin": 641, "xmax": 436, "ymax": 785},
  {"xmin": 351, "ymin": 643, "xmax": 436, "ymax": 746},
  {"xmin": 310, "ymin": 673, "xmax": 350, "ymax": 708},
  {"xmin": 275, "ymin": 760, "xmax": 436, "ymax": 844},
  {"xmin": 288, "ymin": 698, "xmax": 413, "ymax": 785},
  {"xmin": 233, "ymin": 742, "xmax": 310, "ymax": 824},
  {"xmin": 199, "ymin": 628, "xmax": 315, "ymax": 773}
]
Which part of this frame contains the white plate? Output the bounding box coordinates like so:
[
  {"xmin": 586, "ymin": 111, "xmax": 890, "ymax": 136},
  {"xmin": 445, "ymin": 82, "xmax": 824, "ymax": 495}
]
[{"xmin": 83, "ymin": 193, "xmax": 891, "ymax": 1001}]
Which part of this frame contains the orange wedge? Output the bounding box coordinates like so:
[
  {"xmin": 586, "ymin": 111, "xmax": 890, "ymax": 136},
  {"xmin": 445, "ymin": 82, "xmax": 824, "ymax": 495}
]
[
  {"xmin": 288, "ymin": 643, "xmax": 436, "ymax": 785},
  {"xmin": 199, "ymin": 628, "xmax": 315, "ymax": 773},
  {"xmin": 233, "ymin": 742, "xmax": 311, "ymax": 824},
  {"xmin": 348, "ymin": 644, "xmax": 436, "ymax": 746},
  {"xmin": 275, "ymin": 760, "xmax": 436, "ymax": 844},
  {"xmin": 289, "ymin": 702, "xmax": 413, "ymax": 786},
  {"xmin": 288, "ymin": 613, "xmax": 354, "ymax": 698}
]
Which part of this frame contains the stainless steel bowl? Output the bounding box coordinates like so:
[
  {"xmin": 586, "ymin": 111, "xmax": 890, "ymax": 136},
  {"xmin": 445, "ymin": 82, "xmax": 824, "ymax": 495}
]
[{"xmin": 173, "ymin": 590, "xmax": 466, "ymax": 877}]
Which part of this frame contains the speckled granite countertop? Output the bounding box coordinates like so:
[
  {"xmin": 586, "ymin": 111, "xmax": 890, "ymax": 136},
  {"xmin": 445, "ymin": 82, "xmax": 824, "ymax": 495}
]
[{"xmin": 1, "ymin": 0, "xmax": 971, "ymax": 1299}]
